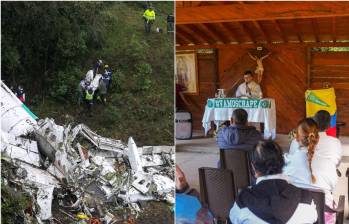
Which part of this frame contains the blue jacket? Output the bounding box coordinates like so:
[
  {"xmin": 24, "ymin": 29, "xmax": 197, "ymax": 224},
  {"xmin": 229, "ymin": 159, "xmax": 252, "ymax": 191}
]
[
  {"xmin": 104, "ymin": 69, "xmax": 112, "ymax": 79},
  {"xmin": 216, "ymin": 124, "xmax": 262, "ymax": 150}
]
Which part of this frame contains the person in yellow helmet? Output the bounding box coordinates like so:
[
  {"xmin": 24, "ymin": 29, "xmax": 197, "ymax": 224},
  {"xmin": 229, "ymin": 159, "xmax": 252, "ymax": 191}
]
[{"xmin": 143, "ymin": 7, "xmax": 155, "ymax": 33}]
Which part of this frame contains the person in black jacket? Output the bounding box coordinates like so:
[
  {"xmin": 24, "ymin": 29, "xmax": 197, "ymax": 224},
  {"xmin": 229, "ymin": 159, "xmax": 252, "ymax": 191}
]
[
  {"xmin": 230, "ymin": 140, "xmax": 318, "ymax": 224},
  {"xmin": 167, "ymin": 14, "xmax": 174, "ymax": 32}
]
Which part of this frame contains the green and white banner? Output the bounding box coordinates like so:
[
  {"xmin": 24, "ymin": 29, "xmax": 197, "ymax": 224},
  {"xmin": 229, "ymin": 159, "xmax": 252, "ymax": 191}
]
[
  {"xmin": 203, "ymin": 98, "xmax": 276, "ymax": 139},
  {"xmin": 207, "ymin": 98, "xmax": 271, "ymax": 109}
]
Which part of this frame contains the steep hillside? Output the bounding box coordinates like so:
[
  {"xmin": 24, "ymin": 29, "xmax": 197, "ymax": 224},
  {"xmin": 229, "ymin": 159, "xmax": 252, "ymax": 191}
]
[{"xmin": 1, "ymin": 1, "xmax": 174, "ymax": 146}]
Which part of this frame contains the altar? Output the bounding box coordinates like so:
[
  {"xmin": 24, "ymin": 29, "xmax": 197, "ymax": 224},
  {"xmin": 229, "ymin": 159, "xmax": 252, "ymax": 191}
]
[{"xmin": 202, "ymin": 98, "xmax": 276, "ymax": 139}]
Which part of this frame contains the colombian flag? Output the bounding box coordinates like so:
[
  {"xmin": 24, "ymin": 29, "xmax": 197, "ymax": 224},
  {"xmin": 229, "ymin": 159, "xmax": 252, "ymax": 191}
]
[{"xmin": 305, "ymin": 88, "xmax": 337, "ymax": 137}]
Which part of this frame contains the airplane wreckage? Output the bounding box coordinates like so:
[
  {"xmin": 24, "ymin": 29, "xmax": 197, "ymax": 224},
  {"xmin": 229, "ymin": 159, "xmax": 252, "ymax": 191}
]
[{"xmin": 1, "ymin": 81, "xmax": 174, "ymax": 223}]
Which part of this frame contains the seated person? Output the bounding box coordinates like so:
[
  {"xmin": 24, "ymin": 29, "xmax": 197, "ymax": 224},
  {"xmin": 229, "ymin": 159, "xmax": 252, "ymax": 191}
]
[
  {"xmin": 216, "ymin": 109, "xmax": 262, "ymax": 150},
  {"xmin": 175, "ymin": 165, "xmax": 199, "ymax": 198},
  {"xmin": 289, "ymin": 110, "xmax": 342, "ymax": 164},
  {"xmin": 175, "ymin": 165, "xmax": 214, "ymax": 223},
  {"xmin": 313, "ymin": 110, "xmax": 342, "ymax": 166},
  {"xmin": 176, "ymin": 193, "xmax": 213, "ymax": 224},
  {"xmin": 283, "ymin": 118, "xmax": 339, "ymax": 224},
  {"xmin": 230, "ymin": 140, "xmax": 317, "ymax": 224},
  {"xmin": 235, "ymin": 70, "xmax": 262, "ymax": 99}
]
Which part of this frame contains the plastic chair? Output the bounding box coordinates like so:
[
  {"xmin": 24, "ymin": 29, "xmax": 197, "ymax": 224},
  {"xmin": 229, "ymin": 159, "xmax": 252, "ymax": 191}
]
[
  {"xmin": 199, "ymin": 167, "xmax": 236, "ymax": 223},
  {"xmin": 220, "ymin": 148, "xmax": 253, "ymax": 195},
  {"xmin": 304, "ymin": 188, "xmax": 345, "ymax": 224},
  {"xmin": 305, "ymin": 188, "xmax": 326, "ymax": 224},
  {"xmin": 331, "ymin": 195, "xmax": 345, "ymax": 224}
]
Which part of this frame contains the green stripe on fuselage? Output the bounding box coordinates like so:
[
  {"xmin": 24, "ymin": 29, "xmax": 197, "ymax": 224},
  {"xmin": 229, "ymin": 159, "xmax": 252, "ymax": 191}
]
[{"xmin": 21, "ymin": 104, "xmax": 39, "ymax": 120}]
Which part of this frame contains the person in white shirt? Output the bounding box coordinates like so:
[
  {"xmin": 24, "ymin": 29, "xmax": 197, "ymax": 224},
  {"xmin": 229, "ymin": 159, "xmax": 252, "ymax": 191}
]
[
  {"xmin": 235, "ymin": 71, "xmax": 263, "ymax": 99},
  {"xmin": 285, "ymin": 119, "xmax": 319, "ymax": 186},
  {"xmin": 289, "ymin": 110, "xmax": 342, "ymax": 164},
  {"xmin": 313, "ymin": 110, "xmax": 342, "ymax": 165},
  {"xmin": 230, "ymin": 140, "xmax": 317, "ymax": 224},
  {"xmin": 287, "ymin": 112, "xmax": 342, "ymax": 199},
  {"xmin": 284, "ymin": 116, "xmax": 341, "ymax": 224}
]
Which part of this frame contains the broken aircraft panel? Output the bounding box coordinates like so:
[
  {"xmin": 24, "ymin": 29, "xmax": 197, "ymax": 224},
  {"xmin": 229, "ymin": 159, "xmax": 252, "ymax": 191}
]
[
  {"xmin": 2, "ymin": 119, "xmax": 174, "ymax": 223},
  {"xmin": 1, "ymin": 80, "xmax": 38, "ymax": 137},
  {"xmin": 1, "ymin": 80, "xmax": 174, "ymax": 223}
]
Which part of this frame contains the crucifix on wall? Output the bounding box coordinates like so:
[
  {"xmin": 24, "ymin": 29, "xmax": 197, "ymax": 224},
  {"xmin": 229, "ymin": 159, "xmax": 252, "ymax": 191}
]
[{"xmin": 248, "ymin": 47, "xmax": 271, "ymax": 83}]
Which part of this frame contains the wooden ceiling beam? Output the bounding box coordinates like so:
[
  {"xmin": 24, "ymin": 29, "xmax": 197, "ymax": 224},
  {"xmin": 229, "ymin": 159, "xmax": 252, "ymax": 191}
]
[
  {"xmin": 311, "ymin": 18, "xmax": 320, "ymax": 42},
  {"xmin": 176, "ymin": 35, "xmax": 189, "ymax": 46},
  {"xmin": 204, "ymin": 23, "xmax": 231, "ymax": 44},
  {"xmin": 237, "ymin": 21, "xmax": 255, "ymax": 43},
  {"xmin": 186, "ymin": 24, "xmax": 216, "ymax": 44},
  {"xmin": 176, "ymin": 41, "xmax": 349, "ymax": 50},
  {"xmin": 272, "ymin": 20, "xmax": 288, "ymax": 43},
  {"xmin": 175, "ymin": 1, "xmax": 184, "ymax": 8},
  {"xmin": 177, "ymin": 25, "xmax": 209, "ymax": 44},
  {"xmin": 176, "ymin": 30, "xmax": 195, "ymax": 45},
  {"xmin": 332, "ymin": 17, "xmax": 337, "ymax": 42},
  {"xmin": 196, "ymin": 23, "xmax": 225, "ymax": 44},
  {"xmin": 252, "ymin": 21, "xmax": 270, "ymax": 43},
  {"xmin": 293, "ymin": 19, "xmax": 303, "ymax": 43},
  {"xmin": 190, "ymin": 1, "xmax": 202, "ymax": 7},
  {"xmin": 218, "ymin": 22, "xmax": 241, "ymax": 43},
  {"xmin": 176, "ymin": 2, "xmax": 349, "ymax": 24}
]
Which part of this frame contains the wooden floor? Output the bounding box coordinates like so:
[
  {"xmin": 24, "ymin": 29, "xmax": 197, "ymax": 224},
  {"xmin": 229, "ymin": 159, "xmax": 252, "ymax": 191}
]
[{"xmin": 176, "ymin": 131, "xmax": 349, "ymax": 222}]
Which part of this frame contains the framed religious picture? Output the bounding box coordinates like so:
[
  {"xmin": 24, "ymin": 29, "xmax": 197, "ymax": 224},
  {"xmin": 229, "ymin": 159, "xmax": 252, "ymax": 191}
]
[{"xmin": 176, "ymin": 52, "xmax": 199, "ymax": 95}]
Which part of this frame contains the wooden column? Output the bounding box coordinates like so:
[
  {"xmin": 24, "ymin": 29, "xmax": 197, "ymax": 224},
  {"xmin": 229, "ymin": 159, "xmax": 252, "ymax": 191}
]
[{"xmin": 306, "ymin": 47, "xmax": 311, "ymax": 89}]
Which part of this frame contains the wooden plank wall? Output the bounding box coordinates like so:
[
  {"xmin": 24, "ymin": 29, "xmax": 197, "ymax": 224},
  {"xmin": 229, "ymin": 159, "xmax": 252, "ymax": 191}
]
[
  {"xmin": 179, "ymin": 45, "xmax": 349, "ymax": 136},
  {"xmin": 310, "ymin": 51, "xmax": 349, "ymax": 135},
  {"xmin": 218, "ymin": 45, "xmax": 307, "ymax": 134}
]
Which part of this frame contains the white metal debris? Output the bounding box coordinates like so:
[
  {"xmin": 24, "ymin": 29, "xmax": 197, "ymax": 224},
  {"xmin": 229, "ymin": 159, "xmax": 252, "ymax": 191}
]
[
  {"xmin": 37, "ymin": 185, "xmax": 55, "ymax": 220},
  {"xmin": 131, "ymin": 173, "xmax": 152, "ymax": 194},
  {"xmin": 127, "ymin": 137, "xmax": 143, "ymax": 173},
  {"xmin": 1, "ymin": 133, "xmax": 41, "ymax": 167},
  {"xmin": 0, "ymin": 81, "xmax": 37, "ymax": 137},
  {"xmin": 1, "ymin": 81, "xmax": 174, "ymax": 223}
]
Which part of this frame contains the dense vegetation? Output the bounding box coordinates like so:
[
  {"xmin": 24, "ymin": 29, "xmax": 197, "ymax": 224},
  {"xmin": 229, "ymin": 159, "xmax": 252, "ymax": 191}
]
[{"xmin": 1, "ymin": 1, "xmax": 174, "ymax": 145}]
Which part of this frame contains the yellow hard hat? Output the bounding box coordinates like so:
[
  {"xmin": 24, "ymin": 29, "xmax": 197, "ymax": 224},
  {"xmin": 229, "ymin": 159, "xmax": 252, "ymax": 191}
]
[{"xmin": 104, "ymin": 64, "xmax": 109, "ymax": 68}]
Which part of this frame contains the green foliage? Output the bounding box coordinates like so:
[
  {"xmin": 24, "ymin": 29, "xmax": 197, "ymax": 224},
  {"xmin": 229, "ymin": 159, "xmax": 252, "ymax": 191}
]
[
  {"xmin": 136, "ymin": 62, "xmax": 152, "ymax": 75},
  {"xmin": 135, "ymin": 62, "xmax": 153, "ymax": 91},
  {"xmin": 1, "ymin": 1, "xmax": 103, "ymax": 96},
  {"xmin": 2, "ymin": 2, "xmax": 174, "ymax": 146},
  {"xmin": 126, "ymin": 34, "xmax": 149, "ymax": 63},
  {"xmin": 1, "ymin": 184, "xmax": 31, "ymax": 224},
  {"xmin": 1, "ymin": 44, "xmax": 20, "ymax": 72},
  {"xmin": 49, "ymin": 67, "xmax": 82, "ymax": 102}
]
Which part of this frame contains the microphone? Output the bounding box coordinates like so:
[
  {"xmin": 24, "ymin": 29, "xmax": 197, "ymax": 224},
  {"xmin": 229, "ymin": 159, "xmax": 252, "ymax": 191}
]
[{"xmin": 246, "ymin": 82, "xmax": 251, "ymax": 96}]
